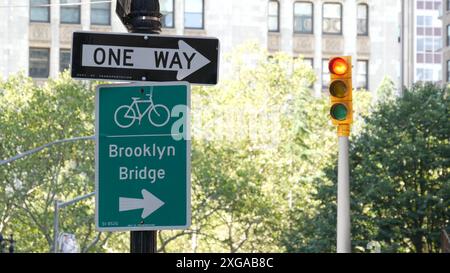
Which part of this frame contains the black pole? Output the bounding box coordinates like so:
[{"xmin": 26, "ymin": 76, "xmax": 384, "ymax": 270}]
[
  {"xmin": 0, "ymin": 233, "xmax": 4, "ymax": 253},
  {"xmin": 116, "ymin": 0, "xmax": 162, "ymax": 254},
  {"xmin": 130, "ymin": 231, "xmax": 157, "ymax": 253},
  {"xmin": 8, "ymin": 234, "xmax": 14, "ymax": 253}
]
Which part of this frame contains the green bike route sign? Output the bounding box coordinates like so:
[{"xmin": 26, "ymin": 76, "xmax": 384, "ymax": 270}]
[{"xmin": 95, "ymin": 82, "xmax": 191, "ymax": 231}]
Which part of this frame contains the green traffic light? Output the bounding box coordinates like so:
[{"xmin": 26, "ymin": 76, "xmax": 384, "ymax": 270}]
[{"xmin": 331, "ymin": 103, "xmax": 348, "ymax": 121}]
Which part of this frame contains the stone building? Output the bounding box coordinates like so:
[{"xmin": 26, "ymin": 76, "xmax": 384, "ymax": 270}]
[{"xmin": 0, "ymin": 0, "xmax": 443, "ymax": 95}]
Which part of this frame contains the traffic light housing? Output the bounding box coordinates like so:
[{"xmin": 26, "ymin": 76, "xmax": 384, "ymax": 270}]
[
  {"xmin": 116, "ymin": 0, "xmax": 161, "ymax": 33},
  {"xmin": 328, "ymin": 56, "xmax": 353, "ymax": 136}
]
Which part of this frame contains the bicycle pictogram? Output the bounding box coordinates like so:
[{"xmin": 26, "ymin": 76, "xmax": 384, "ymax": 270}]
[{"xmin": 114, "ymin": 91, "xmax": 170, "ymax": 128}]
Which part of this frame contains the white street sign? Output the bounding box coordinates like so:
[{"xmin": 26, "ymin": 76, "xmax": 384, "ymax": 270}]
[{"xmin": 82, "ymin": 41, "xmax": 211, "ymax": 80}]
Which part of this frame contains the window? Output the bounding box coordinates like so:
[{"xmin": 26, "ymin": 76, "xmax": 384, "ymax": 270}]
[
  {"xmin": 60, "ymin": 0, "xmax": 81, "ymax": 24},
  {"xmin": 417, "ymin": 0, "xmax": 424, "ymax": 9},
  {"xmin": 294, "ymin": 57, "xmax": 313, "ymax": 71},
  {"xmin": 323, "ymin": 3, "xmax": 342, "ymax": 34},
  {"xmin": 30, "ymin": 0, "xmax": 50, "ymax": 22},
  {"xmin": 60, "ymin": 49, "xmax": 71, "ymax": 72},
  {"xmin": 185, "ymin": 0, "xmax": 203, "ymax": 29},
  {"xmin": 417, "ymin": 68, "xmax": 433, "ymax": 81},
  {"xmin": 416, "ymin": 12, "xmax": 441, "ymax": 65},
  {"xmin": 161, "ymin": 0, "xmax": 175, "ymax": 28},
  {"xmin": 448, "ymin": 0, "xmax": 450, "ymax": 11},
  {"xmin": 417, "ymin": 39, "xmax": 442, "ymax": 64},
  {"xmin": 447, "ymin": 61, "xmax": 450, "ymax": 82},
  {"xmin": 303, "ymin": 58, "xmax": 314, "ymax": 67},
  {"xmin": 357, "ymin": 60, "xmax": 368, "ymax": 90},
  {"xmin": 268, "ymin": 1, "xmax": 280, "ymax": 32},
  {"xmin": 294, "ymin": 2, "xmax": 313, "ymax": 34},
  {"xmin": 417, "ymin": 38, "xmax": 425, "ymax": 52},
  {"xmin": 357, "ymin": 3, "xmax": 368, "ymax": 36},
  {"xmin": 91, "ymin": 0, "xmax": 111, "ymax": 25},
  {"xmin": 424, "ymin": 16, "xmax": 432, "ymax": 26},
  {"xmin": 417, "ymin": 15, "xmax": 432, "ymax": 27},
  {"xmin": 29, "ymin": 48, "xmax": 50, "ymax": 78},
  {"xmin": 425, "ymin": 38, "xmax": 433, "ymax": 52},
  {"xmin": 447, "ymin": 25, "xmax": 450, "ymax": 46},
  {"xmin": 435, "ymin": 0, "xmax": 441, "ymax": 11},
  {"xmin": 322, "ymin": 59, "xmax": 330, "ymax": 89},
  {"xmin": 417, "ymin": 15, "xmax": 424, "ymax": 26}
]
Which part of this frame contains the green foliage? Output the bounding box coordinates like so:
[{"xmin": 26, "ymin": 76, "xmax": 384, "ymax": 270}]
[
  {"xmin": 0, "ymin": 45, "xmax": 330, "ymax": 253},
  {"xmin": 292, "ymin": 83, "xmax": 450, "ymax": 253},
  {"xmin": 1, "ymin": 44, "xmax": 445, "ymax": 254},
  {"xmin": 158, "ymin": 43, "xmax": 327, "ymax": 253},
  {"xmin": 280, "ymin": 85, "xmax": 373, "ymax": 253},
  {"xmin": 0, "ymin": 72, "xmax": 111, "ymax": 252},
  {"xmin": 158, "ymin": 43, "xmax": 372, "ymax": 253},
  {"xmin": 376, "ymin": 76, "xmax": 396, "ymax": 103}
]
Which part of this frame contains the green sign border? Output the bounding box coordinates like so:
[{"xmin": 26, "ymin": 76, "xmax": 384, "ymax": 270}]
[{"xmin": 95, "ymin": 82, "xmax": 191, "ymax": 232}]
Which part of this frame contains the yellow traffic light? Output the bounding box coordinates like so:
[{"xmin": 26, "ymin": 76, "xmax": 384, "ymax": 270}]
[{"xmin": 329, "ymin": 56, "xmax": 353, "ymax": 136}]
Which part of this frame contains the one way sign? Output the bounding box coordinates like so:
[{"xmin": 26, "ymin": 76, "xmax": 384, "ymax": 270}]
[{"xmin": 71, "ymin": 31, "xmax": 219, "ymax": 85}]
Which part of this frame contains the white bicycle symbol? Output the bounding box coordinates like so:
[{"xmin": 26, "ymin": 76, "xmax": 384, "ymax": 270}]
[{"xmin": 114, "ymin": 91, "xmax": 170, "ymax": 128}]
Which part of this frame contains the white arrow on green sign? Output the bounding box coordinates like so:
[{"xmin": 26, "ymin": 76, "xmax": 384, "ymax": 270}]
[
  {"xmin": 95, "ymin": 82, "xmax": 191, "ymax": 231},
  {"xmin": 119, "ymin": 189, "xmax": 165, "ymax": 219}
]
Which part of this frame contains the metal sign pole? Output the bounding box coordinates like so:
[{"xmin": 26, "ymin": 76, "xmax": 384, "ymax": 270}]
[
  {"xmin": 53, "ymin": 200, "xmax": 59, "ymax": 253},
  {"xmin": 131, "ymin": 231, "xmax": 157, "ymax": 253},
  {"xmin": 337, "ymin": 136, "xmax": 351, "ymax": 253},
  {"xmin": 117, "ymin": 0, "xmax": 162, "ymax": 254}
]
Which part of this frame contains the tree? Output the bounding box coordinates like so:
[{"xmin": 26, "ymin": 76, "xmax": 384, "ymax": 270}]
[
  {"xmin": 0, "ymin": 72, "xmax": 113, "ymax": 252},
  {"xmin": 280, "ymin": 89, "xmax": 373, "ymax": 253},
  {"xmin": 291, "ymin": 83, "xmax": 449, "ymax": 253},
  {"xmin": 376, "ymin": 76, "xmax": 396, "ymax": 103},
  {"xmin": 2, "ymin": 43, "xmax": 330, "ymax": 252},
  {"xmin": 0, "ymin": 44, "xmax": 385, "ymax": 253},
  {"xmin": 157, "ymin": 42, "xmax": 340, "ymax": 253}
]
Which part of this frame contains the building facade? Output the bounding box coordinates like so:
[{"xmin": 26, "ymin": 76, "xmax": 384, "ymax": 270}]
[
  {"xmin": 0, "ymin": 0, "xmax": 126, "ymax": 81},
  {"xmin": 414, "ymin": 0, "xmax": 442, "ymax": 83},
  {"xmin": 441, "ymin": 0, "xmax": 450, "ymax": 83},
  {"xmin": 400, "ymin": 0, "xmax": 443, "ymax": 89},
  {"xmin": 0, "ymin": 0, "xmax": 443, "ymax": 95}
]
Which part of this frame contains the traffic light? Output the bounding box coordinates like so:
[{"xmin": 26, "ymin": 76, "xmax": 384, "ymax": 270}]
[
  {"xmin": 116, "ymin": 0, "xmax": 161, "ymax": 33},
  {"xmin": 328, "ymin": 56, "xmax": 353, "ymax": 136}
]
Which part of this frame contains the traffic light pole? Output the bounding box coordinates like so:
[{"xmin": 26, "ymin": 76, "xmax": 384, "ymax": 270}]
[
  {"xmin": 328, "ymin": 57, "xmax": 353, "ymax": 253},
  {"xmin": 337, "ymin": 135, "xmax": 351, "ymax": 253}
]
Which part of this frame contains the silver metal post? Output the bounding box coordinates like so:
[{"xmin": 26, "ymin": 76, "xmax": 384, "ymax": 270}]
[
  {"xmin": 53, "ymin": 200, "xmax": 59, "ymax": 253},
  {"xmin": 52, "ymin": 192, "xmax": 95, "ymax": 253},
  {"xmin": 337, "ymin": 136, "xmax": 351, "ymax": 253},
  {"xmin": 0, "ymin": 136, "xmax": 94, "ymax": 166},
  {"xmin": 58, "ymin": 192, "xmax": 95, "ymax": 209}
]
